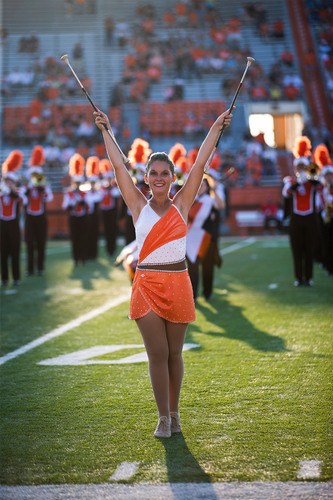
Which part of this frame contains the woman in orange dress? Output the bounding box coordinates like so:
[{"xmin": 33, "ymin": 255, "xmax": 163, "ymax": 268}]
[{"xmin": 94, "ymin": 107, "xmax": 232, "ymax": 438}]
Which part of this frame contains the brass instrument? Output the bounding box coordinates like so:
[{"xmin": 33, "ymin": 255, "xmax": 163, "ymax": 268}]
[
  {"xmin": 30, "ymin": 172, "xmax": 46, "ymax": 188},
  {"xmin": 306, "ymin": 162, "xmax": 321, "ymax": 181}
]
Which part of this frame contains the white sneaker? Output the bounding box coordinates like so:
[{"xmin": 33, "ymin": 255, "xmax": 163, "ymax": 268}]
[
  {"xmin": 170, "ymin": 412, "xmax": 181, "ymax": 433},
  {"xmin": 154, "ymin": 416, "xmax": 171, "ymax": 438}
]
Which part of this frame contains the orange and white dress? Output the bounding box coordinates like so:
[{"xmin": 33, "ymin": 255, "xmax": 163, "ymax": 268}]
[{"xmin": 129, "ymin": 203, "xmax": 196, "ymax": 323}]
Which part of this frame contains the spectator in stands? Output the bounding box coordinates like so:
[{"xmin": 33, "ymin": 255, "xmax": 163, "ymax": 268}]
[
  {"xmin": 270, "ymin": 19, "xmax": 285, "ymax": 39},
  {"xmin": 261, "ymin": 197, "xmax": 281, "ymax": 233},
  {"xmin": 104, "ymin": 16, "xmax": 115, "ymax": 46},
  {"xmin": 72, "ymin": 42, "xmax": 84, "ymax": 61},
  {"xmin": 280, "ymin": 48, "xmax": 294, "ymax": 67},
  {"xmin": 245, "ymin": 151, "xmax": 262, "ymax": 185},
  {"xmin": 262, "ymin": 145, "xmax": 277, "ymax": 176}
]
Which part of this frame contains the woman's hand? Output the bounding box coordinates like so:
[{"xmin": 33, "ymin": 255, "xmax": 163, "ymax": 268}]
[
  {"xmin": 93, "ymin": 110, "xmax": 111, "ymax": 131},
  {"xmin": 215, "ymin": 107, "xmax": 234, "ymax": 129}
]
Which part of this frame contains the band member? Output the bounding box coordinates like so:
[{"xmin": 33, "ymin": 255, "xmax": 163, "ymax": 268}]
[
  {"xmin": 1, "ymin": 150, "xmax": 27, "ymax": 286},
  {"xmin": 62, "ymin": 154, "xmax": 91, "ymax": 266},
  {"xmin": 122, "ymin": 138, "xmax": 151, "ymax": 244},
  {"xmin": 168, "ymin": 142, "xmax": 190, "ymax": 197},
  {"xmin": 186, "ymin": 173, "xmax": 225, "ymax": 300},
  {"xmin": 114, "ymin": 239, "xmax": 138, "ymax": 282},
  {"xmin": 282, "ymin": 136, "xmax": 323, "ymax": 286},
  {"xmin": 24, "ymin": 145, "xmax": 53, "ymax": 276},
  {"xmin": 99, "ymin": 158, "xmax": 121, "ymax": 257},
  {"xmin": 85, "ymin": 156, "xmax": 102, "ymax": 260},
  {"xmin": 314, "ymin": 144, "xmax": 333, "ymax": 275}
]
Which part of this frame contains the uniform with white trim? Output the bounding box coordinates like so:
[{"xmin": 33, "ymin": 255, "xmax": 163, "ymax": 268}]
[
  {"xmin": 0, "ymin": 150, "xmax": 27, "ymax": 286},
  {"xmin": 282, "ymin": 136, "xmax": 322, "ymax": 286},
  {"xmin": 23, "ymin": 145, "xmax": 53, "ymax": 276}
]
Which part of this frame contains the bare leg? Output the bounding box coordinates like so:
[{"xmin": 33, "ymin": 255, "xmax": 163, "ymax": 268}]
[
  {"xmin": 166, "ymin": 321, "xmax": 188, "ymax": 413},
  {"xmin": 136, "ymin": 311, "xmax": 170, "ymax": 417}
]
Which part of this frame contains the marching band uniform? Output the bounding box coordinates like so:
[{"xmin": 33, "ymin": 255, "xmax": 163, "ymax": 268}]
[
  {"xmin": 24, "ymin": 145, "xmax": 53, "ymax": 276},
  {"xmin": 314, "ymin": 144, "xmax": 333, "ymax": 275},
  {"xmin": 282, "ymin": 136, "xmax": 323, "ymax": 286},
  {"xmin": 85, "ymin": 156, "xmax": 102, "ymax": 260},
  {"xmin": 99, "ymin": 158, "xmax": 121, "ymax": 257},
  {"xmin": 130, "ymin": 203, "xmax": 195, "ymax": 323},
  {"xmin": 62, "ymin": 154, "xmax": 92, "ymax": 266},
  {"xmin": 186, "ymin": 174, "xmax": 224, "ymax": 300},
  {"xmin": 124, "ymin": 139, "xmax": 151, "ymax": 244},
  {"xmin": 0, "ymin": 151, "xmax": 27, "ymax": 286}
]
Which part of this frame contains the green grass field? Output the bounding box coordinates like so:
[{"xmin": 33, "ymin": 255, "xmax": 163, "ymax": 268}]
[{"xmin": 0, "ymin": 236, "xmax": 332, "ymax": 486}]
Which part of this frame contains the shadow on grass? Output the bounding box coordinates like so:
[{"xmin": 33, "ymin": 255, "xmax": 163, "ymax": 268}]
[
  {"xmin": 161, "ymin": 433, "xmax": 218, "ymax": 498},
  {"xmin": 69, "ymin": 259, "xmax": 113, "ymax": 290},
  {"xmin": 192, "ymin": 292, "xmax": 288, "ymax": 353}
]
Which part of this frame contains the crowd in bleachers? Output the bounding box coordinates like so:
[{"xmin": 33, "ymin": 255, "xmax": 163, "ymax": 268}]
[
  {"xmin": 2, "ymin": 0, "xmax": 331, "ymax": 189},
  {"xmin": 306, "ymin": 0, "xmax": 333, "ymax": 112}
]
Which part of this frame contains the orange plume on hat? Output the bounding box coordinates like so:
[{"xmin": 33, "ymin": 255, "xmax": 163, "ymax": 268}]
[
  {"xmin": 2, "ymin": 150, "xmax": 24, "ymax": 175},
  {"xmin": 69, "ymin": 153, "xmax": 85, "ymax": 179},
  {"xmin": 313, "ymin": 144, "xmax": 332, "ymax": 168},
  {"xmin": 210, "ymin": 151, "xmax": 221, "ymax": 171},
  {"xmin": 187, "ymin": 147, "xmax": 199, "ymax": 166},
  {"xmin": 169, "ymin": 143, "xmax": 187, "ymax": 165},
  {"xmin": 99, "ymin": 158, "xmax": 114, "ymax": 177},
  {"xmin": 29, "ymin": 145, "xmax": 45, "ymax": 166},
  {"xmin": 128, "ymin": 138, "xmax": 151, "ymax": 165},
  {"xmin": 292, "ymin": 136, "xmax": 312, "ymax": 158},
  {"xmin": 85, "ymin": 156, "xmax": 100, "ymax": 178}
]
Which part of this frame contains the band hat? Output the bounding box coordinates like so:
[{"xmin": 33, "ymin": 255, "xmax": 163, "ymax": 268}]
[
  {"xmin": 69, "ymin": 153, "xmax": 85, "ymax": 182},
  {"xmin": 128, "ymin": 138, "xmax": 152, "ymax": 166},
  {"xmin": 293, "ymin": 157, "xmax": 310, "ymax": 167},
  {"xmin": 292, "ymin": 136, "xmax": 311, "ymax": 169},
  {"xmin": 321, "ymin": 165, "xmax": 333, "ymax": 176},
  {"xmin": 99, "ymin": 158, "xmax": 115, "ymax": 178},
  {"xmin": 29, "ymin": 145, "xmax": 45, "ymax": 175},
  {"xmin": 2, "ymin": 150, "xmax": 24, "ymax": 181},
  {"xmin": 313, "ymin": 144, "xmax": 332, "ymax": 168},
  {"xmin": 2, "ymin": 171, "xmax": 19, "ymax": 182},
  {"xmin": 85, "ymin": 156, "xmax": 100, "ymax": 182}
]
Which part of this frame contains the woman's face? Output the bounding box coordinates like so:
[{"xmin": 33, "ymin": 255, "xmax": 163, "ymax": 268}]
[{"xmin": 145, "ymin": 160, "xmax": 176, "ymax": 194}]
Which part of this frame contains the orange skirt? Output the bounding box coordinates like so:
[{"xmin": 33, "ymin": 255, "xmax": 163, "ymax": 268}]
[{"xmin": 129, "ymin": 269, "xmax": 196, "ymax": 323}]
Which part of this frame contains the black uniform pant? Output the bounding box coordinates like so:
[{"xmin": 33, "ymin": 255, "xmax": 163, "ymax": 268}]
[
  {"xmin": 87, "ymin": 209, "xmax": 99, "ymax": 260},
  {"xmin": 1, "ymin": 219, "xmax": 21, "ymax": 282},
  {"xmin": 69, "ymin": 215, "xmax": 88, "ymax": 264},
  {"xmin": 102, "ymin": 208, "xmax": 117, "ymax": 256},
  {"xmin": 289, "ymin": 213, "xmax": 316, "ymax": 282},
  {"xmin": 125, "ymin": 213, "xmax": 135, "ymax": 245},
  {"xmin": 187, "ymin": 242, "xmax": 218, "ymax": 300},
  {"xmin": 25, "ymin": 214, "xmax": 47, "ymax": 274}
]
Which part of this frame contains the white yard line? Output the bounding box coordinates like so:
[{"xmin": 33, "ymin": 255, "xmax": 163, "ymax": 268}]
[
  {"xmin": 1, "ymin": 238, "xmax": 255, "ymax": 366},
  {"xmin": 109, "ymin": 462, "xmax": 140, "ymax": 481},
  {"xmin": 0, "ymin": 292, "xmax": 131, "ymax": 366},
  {"xmin": 221, "ymin": 237, "xmax": 256, "ymax": 255},
  {"xmin": 297, "ymin": 460, "xmax": 322, "ymax": 479}
]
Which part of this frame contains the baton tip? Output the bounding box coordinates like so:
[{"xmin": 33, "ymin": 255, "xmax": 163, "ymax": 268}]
[{"xmin": 60, "ymin": 54, "xmax": 69, "ymax": 63}]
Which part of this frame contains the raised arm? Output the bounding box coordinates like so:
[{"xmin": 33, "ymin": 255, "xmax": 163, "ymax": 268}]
[
  {"xmin": 173, "ymin": 109, "xmax": 233, "ymax": 218},
  {"xmin": 94, "ymin": 110, "xmax": 147, "ymax": 221}
]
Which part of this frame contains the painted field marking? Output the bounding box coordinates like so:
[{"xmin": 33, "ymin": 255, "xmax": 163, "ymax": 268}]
[
  {"xmin": 109, "ymin": 462, "xmax": 140, "ymax": 481},
  {"xmin": 297, "ymin": 460, "xmax": 321, "ymax": 479},
  {"xmin": 38, "ymin": 343, "xmax": 200, "ymax": 366},
  {"xmin": 1, "ymin": 237, "xmax": 255, "ymax": 366},
  {"xmin": 0, "ymin": 292, "xmax": 131, "ymax": 366},
  {"xmin": 220, "ymin": 237, "xmax": 256, "ymax": 256}
]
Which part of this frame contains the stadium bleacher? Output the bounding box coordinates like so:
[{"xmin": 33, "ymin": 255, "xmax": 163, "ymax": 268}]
[{"xmin": 1, "ymin": 0, "xmax": 332, "ymax": 205}]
